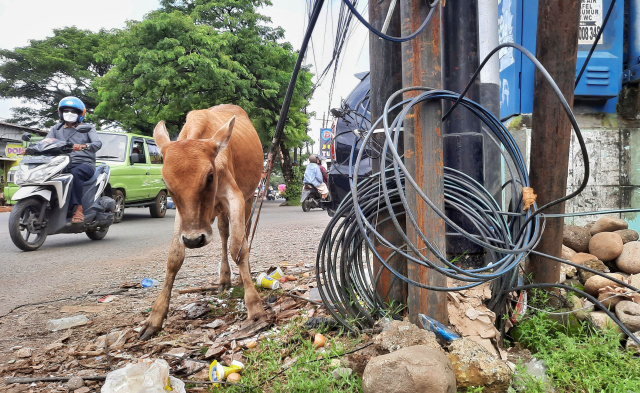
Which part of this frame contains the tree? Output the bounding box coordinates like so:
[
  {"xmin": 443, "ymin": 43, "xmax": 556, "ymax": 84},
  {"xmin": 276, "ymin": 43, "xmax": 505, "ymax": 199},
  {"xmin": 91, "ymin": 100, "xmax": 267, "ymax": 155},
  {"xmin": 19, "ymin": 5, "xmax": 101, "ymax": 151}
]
[
  {"xmin": 95, "ymin": 0, "xmax": 313, "ymax": 144},
  {"xmin": 0, "ymin": 27, "xmax": 114, "ymax": 128}
]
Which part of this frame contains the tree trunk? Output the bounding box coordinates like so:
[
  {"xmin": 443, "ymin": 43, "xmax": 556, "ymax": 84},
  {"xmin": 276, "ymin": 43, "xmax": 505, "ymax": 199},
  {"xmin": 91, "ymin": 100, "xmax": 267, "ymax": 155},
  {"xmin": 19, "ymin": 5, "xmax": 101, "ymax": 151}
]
[{"xmin": 279, "ymin": 141, "xmax": 293, "ymax": 184}]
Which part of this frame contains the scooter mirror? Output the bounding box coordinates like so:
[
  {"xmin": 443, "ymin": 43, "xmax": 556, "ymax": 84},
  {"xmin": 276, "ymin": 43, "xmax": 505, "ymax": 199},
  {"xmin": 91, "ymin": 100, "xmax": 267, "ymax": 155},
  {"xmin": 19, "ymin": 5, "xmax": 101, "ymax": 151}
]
[{"xmin": 21, "ymin": 132, "xmax": 32, "ymax": 142}]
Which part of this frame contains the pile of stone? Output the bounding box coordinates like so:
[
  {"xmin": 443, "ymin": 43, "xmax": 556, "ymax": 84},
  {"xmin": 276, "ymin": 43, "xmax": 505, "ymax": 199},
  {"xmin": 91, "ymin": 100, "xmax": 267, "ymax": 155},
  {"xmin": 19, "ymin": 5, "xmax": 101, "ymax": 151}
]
[
  {"xmin": 355, "ymin": 320, "xmax": 512, "ymax": 393},
  {"xmin": 563, "ymin": 216, "xmax": 640, "ymax": 350}
]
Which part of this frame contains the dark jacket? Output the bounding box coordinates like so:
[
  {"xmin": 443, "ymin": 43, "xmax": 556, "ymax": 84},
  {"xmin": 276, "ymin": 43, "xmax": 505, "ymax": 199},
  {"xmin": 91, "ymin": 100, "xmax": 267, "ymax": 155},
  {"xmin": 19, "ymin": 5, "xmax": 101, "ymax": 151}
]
[{"xmin": 46, "ymin": 123, "xmax": 102, "ymax": 167}]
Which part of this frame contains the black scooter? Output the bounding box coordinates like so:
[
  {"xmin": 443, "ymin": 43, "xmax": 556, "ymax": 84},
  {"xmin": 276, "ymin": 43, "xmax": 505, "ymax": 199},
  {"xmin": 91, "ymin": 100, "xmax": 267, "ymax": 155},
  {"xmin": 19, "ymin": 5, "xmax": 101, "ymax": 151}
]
[{"xmin": 300, "ymin": 183, "xmax": 328, "ymax": 212}]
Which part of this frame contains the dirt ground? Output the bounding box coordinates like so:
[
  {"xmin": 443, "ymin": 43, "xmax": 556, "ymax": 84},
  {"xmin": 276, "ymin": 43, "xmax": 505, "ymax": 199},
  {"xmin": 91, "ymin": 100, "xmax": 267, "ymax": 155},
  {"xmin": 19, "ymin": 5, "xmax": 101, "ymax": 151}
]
[{"xmin": 0, "ymin": 216, "xmax": 330, "ymax": 392}]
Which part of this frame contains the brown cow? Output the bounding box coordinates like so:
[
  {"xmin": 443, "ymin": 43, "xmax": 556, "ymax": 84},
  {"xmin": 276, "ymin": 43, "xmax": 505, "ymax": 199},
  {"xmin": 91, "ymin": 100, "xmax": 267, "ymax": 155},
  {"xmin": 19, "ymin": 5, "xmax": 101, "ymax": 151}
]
[{"xmin": 138, "ymin": 104, "xmax": 265, "ymax": 340}]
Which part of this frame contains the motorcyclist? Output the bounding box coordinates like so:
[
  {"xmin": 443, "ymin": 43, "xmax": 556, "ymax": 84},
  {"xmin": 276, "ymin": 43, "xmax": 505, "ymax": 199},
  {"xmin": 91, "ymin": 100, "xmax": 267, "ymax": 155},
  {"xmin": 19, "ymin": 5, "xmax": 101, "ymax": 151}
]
[
  {"xmin": 46, "ymin": 97, "xmax": 102, "ymax": 223},
  {"xmin": 302, "ymin": 154, "xmax": 329, "ymax": 199}
]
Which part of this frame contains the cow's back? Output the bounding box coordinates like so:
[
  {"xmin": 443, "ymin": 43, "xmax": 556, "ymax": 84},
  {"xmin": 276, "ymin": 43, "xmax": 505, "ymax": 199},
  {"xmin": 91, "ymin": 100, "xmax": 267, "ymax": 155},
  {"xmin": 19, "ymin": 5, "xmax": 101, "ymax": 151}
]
[{"xmin": 179, "ymin": 105, "xmax": 263, "ymax": 201}]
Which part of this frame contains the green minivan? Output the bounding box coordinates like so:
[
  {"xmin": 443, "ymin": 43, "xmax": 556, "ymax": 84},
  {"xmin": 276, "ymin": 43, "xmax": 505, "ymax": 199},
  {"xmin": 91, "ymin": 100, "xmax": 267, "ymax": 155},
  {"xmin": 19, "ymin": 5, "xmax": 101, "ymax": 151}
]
[{"xmin": 3, "ymin": 130, "xmax": 167, "ymax": 223}]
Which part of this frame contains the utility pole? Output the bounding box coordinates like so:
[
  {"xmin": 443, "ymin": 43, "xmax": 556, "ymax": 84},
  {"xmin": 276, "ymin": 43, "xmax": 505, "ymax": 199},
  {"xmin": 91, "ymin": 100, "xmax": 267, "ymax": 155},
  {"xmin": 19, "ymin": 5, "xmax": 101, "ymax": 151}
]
[
  {"xmin": 400, "ymin": 0, "xmax": 447, "ymax": 324},
  {"xmin": 528, "ymin": 0, "xmax": 580, "ymax": 285},
  {"xmin": 442, "ymin": 0, "xmax": 485, "ymax": 268},
  {"xmin": 368, "ymin": 0, "xmax": 406, "ymax": 306}
]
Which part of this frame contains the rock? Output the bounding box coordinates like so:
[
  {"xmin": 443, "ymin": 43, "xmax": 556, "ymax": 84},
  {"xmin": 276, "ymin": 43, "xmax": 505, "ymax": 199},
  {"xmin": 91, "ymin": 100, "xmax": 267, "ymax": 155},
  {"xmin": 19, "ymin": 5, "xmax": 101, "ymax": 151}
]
[
  {"xmin": 67, "ymin": 376, "xmax": 84, "ymax": 390},
  {"xmin": 616, "ymin": 241, "xmax": 640, "ymax": 274},
  {"xmin": 332, "ymin": 367, "xmax": 353, "ymax": 379},
  {"xmin": 615, "ymin": 229, "xmax": 639, "ymax": 244},
  {"xmin": 346, "ymin": 342, "xmax": 384, "ymax": 377},
  {"xmin": 447, "ymin": 338, "xmax": 512, "ymax": 393},
  {"xmin": 590, "ymin": 311, "xmax": 623, "ymax": 334},
  {"xmin": 571, "ymin": 253, "xmax": 598, "ymax": 265},
  {"xmin": 15, "ymin": 347, "xmax": 33, "ymax": 358},
  {"xmin": 561, "ymin": 264, "xmax": 577, "ymax": 279},
  {"xmin": 74, "ymin": 387, "xmax": 91, "ymax": 393},
  {"xmin": 362, "ymin": 345, "xmax": 456, "ymax": 393},
  {"xmin": 579, "ymin": 259, "xmax": 609, "ymax": 283},
  {"xmin": 584, "ymin": 221, "xmax": 596, "ymax": 232},
  {"xmin": 589, "ymin": 232, "xmax": 624, "ymax": 261},
  {"xmin": 630, "ymin": 274, "xmax": 640, "ymax": 303},
  {"xmin": 584, "ymin": 273, "xmax": 625, "ymax": 296},
  {"xmin": 563, "ymin": 225, "xmax": 591, "ymax": 253},
  {"xmin": 561, "ymin": 245, "xmax": 576, "ymax": 261},
  {"xmin": 373, "ymin": 320, "xmax": 443, "ymax": 354},
  {"xmin": 626, "ymin": 331, "xmax": 640, "ymax": 353},
  {"xmin": 615, "ymin": 301, "xmax": 640, "ymax": 331},
  {"xmin": 590, "ymin": 216, "xmax": 628, "ymax": 235}
]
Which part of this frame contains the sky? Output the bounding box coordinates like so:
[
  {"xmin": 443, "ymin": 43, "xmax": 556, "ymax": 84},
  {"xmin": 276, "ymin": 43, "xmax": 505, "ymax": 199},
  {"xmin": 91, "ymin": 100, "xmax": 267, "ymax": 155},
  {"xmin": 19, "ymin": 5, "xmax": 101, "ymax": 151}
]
[{"xmin": 0, "ymin": 0, "xmax": 370, "ymax": 151}]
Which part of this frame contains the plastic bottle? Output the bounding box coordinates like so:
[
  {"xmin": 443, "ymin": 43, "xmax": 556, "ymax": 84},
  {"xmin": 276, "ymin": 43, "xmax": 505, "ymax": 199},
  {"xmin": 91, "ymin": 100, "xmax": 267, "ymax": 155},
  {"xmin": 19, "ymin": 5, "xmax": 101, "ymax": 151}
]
[
  {"xmin": 46, "ymin": 315, "xmax": 90, "ymax": 331},
  {"xmin": 141, "ymin": 278, "xmax": 159, "ymax": 288}
]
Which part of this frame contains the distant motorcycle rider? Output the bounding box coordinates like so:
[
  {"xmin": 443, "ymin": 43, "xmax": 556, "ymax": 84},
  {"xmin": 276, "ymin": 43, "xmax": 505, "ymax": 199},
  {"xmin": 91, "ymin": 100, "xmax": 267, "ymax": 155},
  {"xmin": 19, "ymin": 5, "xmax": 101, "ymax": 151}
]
[
  {"xmin": 46, "ymin": 97, "xmax": 102, "ymax": 223},
  {"xmin": 302, "ymin": 154, "xmax": 329, "ymax": 199}
]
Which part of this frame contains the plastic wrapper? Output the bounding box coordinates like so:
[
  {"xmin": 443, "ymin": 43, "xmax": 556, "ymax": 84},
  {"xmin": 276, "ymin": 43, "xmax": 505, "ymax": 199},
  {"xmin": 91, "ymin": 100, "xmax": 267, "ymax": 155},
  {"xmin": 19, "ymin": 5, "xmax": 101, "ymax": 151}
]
[{"xmin": 101, "ymin": 359, "xmax": 185, "ymax": 393}]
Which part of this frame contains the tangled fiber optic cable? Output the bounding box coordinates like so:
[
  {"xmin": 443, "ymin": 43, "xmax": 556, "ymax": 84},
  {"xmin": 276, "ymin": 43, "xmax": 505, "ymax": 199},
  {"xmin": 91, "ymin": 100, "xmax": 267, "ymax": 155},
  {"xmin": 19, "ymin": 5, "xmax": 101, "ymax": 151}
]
[{"xmin": 315, "ymin": 43, "xmax": 640, "ymax": 346}]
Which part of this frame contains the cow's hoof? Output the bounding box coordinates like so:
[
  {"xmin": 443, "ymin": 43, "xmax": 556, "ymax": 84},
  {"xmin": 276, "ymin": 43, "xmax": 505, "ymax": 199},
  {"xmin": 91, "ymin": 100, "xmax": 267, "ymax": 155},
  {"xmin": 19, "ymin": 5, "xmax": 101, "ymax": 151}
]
[
  {"xmin": 218, "ymin": 280, "xmax": 232, "ymax": 290},
  {"xmin": 138, "ymin": 324, "xmax": 161, "ymax": 341}
]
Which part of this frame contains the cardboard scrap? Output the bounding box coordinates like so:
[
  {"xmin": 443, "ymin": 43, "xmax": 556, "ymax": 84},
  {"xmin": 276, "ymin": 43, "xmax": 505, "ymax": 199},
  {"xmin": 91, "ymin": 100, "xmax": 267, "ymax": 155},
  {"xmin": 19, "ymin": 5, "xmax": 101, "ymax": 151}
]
[
  {"xmin": 60, "ymin": 305, "xmax": 106, "ymax": 314},
  {"xmin": 447, "ymin": 282, "xmax": 503, "ymax": 359}
]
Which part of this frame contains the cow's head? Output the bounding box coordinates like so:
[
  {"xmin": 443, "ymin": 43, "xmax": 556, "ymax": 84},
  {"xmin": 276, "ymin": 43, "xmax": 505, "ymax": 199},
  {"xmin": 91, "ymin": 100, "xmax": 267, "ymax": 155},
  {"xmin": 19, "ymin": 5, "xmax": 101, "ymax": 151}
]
[{"xmin": 153, "ymin": 116, "xmax": 234, "ymax": 248}]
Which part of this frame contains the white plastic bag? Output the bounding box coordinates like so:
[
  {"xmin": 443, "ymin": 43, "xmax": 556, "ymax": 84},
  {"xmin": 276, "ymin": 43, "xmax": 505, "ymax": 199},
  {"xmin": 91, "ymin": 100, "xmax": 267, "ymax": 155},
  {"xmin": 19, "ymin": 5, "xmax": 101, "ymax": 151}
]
[{"xmin": 101, "ymin": 359, "xmax": 186, "ymax": 393}]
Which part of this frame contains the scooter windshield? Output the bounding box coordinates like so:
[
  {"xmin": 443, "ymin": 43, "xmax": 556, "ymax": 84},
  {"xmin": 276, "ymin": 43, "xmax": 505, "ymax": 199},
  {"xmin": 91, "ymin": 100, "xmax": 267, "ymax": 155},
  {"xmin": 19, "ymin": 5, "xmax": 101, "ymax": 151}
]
[{"xmin": 25, "ymin": 138, "xmax": 73, "ymax": 156}]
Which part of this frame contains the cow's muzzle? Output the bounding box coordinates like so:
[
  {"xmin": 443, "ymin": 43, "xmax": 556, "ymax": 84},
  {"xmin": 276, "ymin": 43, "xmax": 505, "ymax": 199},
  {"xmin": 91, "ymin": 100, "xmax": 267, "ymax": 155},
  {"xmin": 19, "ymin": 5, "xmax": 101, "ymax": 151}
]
[{"xmin": 182, "ymin": 234, "xmax": 206, "ymax": 248}]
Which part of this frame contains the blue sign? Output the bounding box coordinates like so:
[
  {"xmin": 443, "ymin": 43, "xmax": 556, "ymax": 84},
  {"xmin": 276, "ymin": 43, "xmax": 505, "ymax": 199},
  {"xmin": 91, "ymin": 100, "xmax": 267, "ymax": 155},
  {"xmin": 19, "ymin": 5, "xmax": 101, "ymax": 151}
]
[{"xmin": 320, "ymin": 128, "xmax": 332, "ymax": 157}]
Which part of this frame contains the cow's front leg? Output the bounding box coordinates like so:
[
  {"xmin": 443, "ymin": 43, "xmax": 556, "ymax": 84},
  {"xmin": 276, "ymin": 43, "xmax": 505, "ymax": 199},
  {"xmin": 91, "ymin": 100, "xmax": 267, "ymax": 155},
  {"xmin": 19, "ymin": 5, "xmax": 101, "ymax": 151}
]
[
  {"xmin": 217, "ymin": 212, "xmax": 232, "ymax": 288},
  {"xmin": 139, "ymin": 212, "xmax": 185, "ymax": 340},
  {"xmin": 228, "ymin": 197, "xmax": 265, "ymax": 321}
]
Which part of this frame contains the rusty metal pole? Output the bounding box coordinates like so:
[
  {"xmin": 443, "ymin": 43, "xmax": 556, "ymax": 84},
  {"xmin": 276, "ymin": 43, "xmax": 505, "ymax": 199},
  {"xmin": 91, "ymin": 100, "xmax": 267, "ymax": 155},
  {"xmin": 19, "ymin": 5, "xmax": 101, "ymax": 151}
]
[
  {"xmin": 400, "ymin": 0, "xmax": 447, "ymax": 324},
  {"xmin": 369, "ymin": 0, "xmax": 407, "ymax": 306},
  {"xmin": 528, "ymin": 0, "xmax": 581, "ymax": 285}
]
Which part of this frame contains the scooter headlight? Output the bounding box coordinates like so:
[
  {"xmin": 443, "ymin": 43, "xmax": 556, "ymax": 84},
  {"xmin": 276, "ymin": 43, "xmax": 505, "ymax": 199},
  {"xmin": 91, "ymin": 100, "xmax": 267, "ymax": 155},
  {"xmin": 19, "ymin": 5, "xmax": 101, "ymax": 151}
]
[{"xmin": 14, "ymin": 156, "xmax": 67, "ymax": 185}]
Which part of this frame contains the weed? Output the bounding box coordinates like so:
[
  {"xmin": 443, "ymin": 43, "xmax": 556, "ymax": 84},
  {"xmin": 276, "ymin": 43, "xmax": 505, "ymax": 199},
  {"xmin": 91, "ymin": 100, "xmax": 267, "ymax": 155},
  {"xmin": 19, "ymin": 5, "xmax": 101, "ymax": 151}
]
[
  {"xmin": 217, "ymin": 318, "xmax": 363, "ymax": 392},
  {"xmin": 513, "ymin": 311, "xmax": 640, "ymax": 392}
]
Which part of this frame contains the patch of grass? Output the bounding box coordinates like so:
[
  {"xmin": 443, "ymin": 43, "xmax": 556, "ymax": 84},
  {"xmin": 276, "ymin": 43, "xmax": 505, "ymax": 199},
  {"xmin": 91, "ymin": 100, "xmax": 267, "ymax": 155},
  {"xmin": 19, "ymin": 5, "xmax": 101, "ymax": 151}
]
[
  {"xmin": 217, "ymin": 318, "xmax": 363, "ymax": 392},
  {"xmin": 514, "ymin": 311, "xmax": 640, "ymax": 392}
]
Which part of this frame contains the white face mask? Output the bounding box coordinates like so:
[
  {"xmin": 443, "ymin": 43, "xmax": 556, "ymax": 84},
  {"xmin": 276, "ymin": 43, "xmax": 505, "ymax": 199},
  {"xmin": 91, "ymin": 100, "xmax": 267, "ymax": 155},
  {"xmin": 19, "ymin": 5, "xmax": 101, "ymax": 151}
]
[{"xmin": 63, "ymin": 112, "xmax": 79, "ymax": 123}]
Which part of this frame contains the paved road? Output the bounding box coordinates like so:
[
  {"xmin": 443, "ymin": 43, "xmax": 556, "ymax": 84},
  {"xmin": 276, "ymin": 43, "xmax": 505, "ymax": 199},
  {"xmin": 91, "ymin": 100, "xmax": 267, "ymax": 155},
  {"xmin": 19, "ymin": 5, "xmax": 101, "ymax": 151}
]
[{"xmin": 0, "ymin": 200, "xmax": 331, "ymax": 315}]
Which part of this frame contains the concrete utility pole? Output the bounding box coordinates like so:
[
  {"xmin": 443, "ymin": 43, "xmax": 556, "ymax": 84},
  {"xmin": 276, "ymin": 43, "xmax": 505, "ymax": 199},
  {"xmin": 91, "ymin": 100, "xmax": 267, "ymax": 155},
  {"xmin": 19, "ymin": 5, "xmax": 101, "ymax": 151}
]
[
  {"xmin": 368, "ymin": 0, "xmax": 407, "ymax": 306},
  {"xmin": 528, "ymin": 0, "xmax": 581, "ymax": 285},
  {"xmin": 400, "ymin": 0, "xmax": 447, "ymax": 324}
]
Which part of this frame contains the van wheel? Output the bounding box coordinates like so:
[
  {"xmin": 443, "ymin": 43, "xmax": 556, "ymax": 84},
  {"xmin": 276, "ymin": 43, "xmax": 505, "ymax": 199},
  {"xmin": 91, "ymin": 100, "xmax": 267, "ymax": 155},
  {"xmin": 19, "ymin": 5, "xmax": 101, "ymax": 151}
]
[
  {"xmin": 86, "ymin": 227, "xmax": 109, "ymax": 240},
  {"xmin": 150, "ymin": 190, "xmax": 167, "ymax": 218},
  {"xmin": 113, "ymin": 189, "xmax": 125, "ymax": 223}
]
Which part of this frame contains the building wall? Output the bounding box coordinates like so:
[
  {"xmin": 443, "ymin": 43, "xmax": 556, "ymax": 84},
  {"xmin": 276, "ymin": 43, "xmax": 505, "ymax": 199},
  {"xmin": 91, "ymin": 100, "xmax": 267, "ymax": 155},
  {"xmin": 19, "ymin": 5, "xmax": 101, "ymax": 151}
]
[{"xmin": 506, "ymin": 114, "xmax": 640, "ymax": 231}]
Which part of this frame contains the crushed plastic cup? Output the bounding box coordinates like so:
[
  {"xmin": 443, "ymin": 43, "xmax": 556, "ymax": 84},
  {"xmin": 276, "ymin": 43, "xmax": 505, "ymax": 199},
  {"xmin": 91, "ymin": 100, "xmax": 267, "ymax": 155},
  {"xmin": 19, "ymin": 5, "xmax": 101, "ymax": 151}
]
[
  {"xmin": 209, "ymin": 360, "xmax": 245, "ymax": 386},
  {"xmin": 266, "ymin": 267, "xmax": 285, "ymax": 280},
  {"xmin": 256, "ymin": 272, "xmax": 280, "ymax": 289}
]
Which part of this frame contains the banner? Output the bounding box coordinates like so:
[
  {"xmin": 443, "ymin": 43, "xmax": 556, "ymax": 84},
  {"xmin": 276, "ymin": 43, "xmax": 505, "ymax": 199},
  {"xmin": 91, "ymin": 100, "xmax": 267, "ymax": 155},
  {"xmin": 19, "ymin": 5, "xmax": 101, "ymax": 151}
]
[
  {"xmin": 320, "ymin": 128, "xmax": 332, "ymax": 159},
  {"xmin": 5, "ymin": 143, "xmax": 24, "ymax": 159}
]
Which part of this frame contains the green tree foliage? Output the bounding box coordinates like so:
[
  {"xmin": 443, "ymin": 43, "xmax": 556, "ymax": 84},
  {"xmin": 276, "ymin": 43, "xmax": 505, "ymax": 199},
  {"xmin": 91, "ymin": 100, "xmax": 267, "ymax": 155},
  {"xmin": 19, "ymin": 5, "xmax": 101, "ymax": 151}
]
[
  {"xmin": 0, "ymin": 27, "xmax": 114, "ymax": 128},
  {"xmin": 95, "ymin": 0, "xmax": 313, "ymax": 150}
]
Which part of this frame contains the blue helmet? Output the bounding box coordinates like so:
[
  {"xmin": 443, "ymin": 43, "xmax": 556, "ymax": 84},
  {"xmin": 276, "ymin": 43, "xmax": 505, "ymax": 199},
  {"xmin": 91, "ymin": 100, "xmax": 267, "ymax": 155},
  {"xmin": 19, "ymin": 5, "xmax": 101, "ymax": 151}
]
[{"xmin": 58, "ymin": 96, "xmax": 86, "ymax": 123}]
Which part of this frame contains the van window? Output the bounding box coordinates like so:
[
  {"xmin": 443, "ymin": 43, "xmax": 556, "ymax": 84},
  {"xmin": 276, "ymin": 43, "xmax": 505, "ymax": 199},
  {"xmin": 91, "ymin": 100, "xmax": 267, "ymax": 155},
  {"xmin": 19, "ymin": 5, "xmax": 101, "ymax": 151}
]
[
  {"xmin": 95, "ymin": 133, "xmax": 127, "ymax": 162},
  {"xmin": 147, "ymin": 140, "xmax": 163, "ymax": 164},
  {"xmin": 131, "ymin": 139, "xmax": 147, "ymax": 163}
]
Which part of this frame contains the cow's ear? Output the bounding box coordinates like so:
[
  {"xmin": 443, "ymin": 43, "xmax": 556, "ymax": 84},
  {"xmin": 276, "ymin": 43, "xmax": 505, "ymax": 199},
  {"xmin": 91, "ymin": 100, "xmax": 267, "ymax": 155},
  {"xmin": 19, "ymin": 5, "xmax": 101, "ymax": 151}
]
[
  {"xmin": 209, "ymin": 116, "xmax": 235, "ymax": 156},
  {"xmin": 154, "ymin": 121, "xmax": 171, "ymax": 153}
]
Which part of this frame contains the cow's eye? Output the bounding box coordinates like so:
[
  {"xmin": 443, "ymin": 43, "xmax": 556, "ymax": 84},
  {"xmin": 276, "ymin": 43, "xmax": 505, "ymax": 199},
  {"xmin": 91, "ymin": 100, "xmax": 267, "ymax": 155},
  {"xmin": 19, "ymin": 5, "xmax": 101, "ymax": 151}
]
[{"xmin": 206, "ymin": 173, "xmax": 214, "ymax": 185}]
